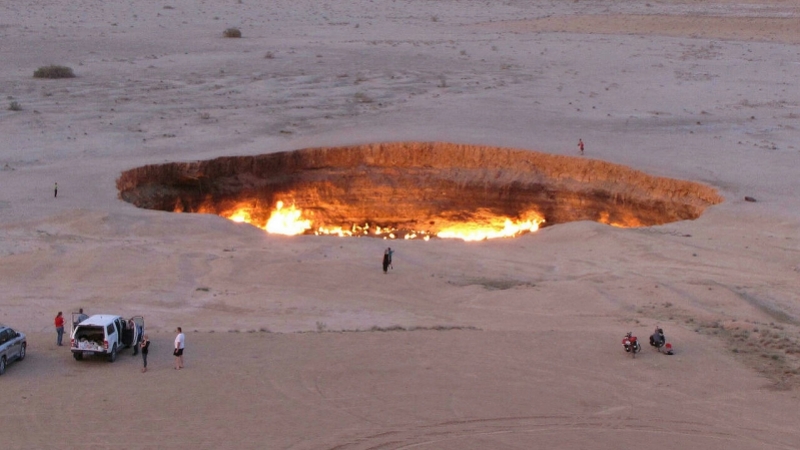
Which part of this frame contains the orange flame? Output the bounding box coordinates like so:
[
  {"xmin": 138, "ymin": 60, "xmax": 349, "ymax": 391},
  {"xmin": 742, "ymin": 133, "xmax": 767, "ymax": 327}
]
[
  {"xmin": 264, "ymin": 201, "xmax": 311, "ymax": 235},
  {"xmin": 221, "ymin": 201, "xmax": 544, "ymax": 241},
  {"xmin": 597, "ymin": 211, "xmax": 643, "ymax": 228},
  {"xmin": 436, "ymin": 216, "xmax": 543, "ymax": 241},
  {"xmin": 228, "ymin": 209, "xmax": 252, "ymax": 223}
]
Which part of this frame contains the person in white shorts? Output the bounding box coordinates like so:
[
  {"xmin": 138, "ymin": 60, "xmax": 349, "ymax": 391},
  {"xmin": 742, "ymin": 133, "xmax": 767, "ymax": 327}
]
[{"xmin": 174, "ymin": 327, "xmax": 185, "ymax": 369}]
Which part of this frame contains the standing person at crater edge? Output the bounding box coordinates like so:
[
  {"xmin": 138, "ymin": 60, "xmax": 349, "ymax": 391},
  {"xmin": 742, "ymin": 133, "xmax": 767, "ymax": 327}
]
[{"xmin": 382, "ymin": 248, "xmax": 392, "ymax": 274}]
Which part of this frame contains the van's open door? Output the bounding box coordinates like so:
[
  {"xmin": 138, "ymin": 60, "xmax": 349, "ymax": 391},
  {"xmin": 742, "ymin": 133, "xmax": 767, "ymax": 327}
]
[{"xmin": 129, "ymin": 316, "xmax": 144, "ymax": 345}]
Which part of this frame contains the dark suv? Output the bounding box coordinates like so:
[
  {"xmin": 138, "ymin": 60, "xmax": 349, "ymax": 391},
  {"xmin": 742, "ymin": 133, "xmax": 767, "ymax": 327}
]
[{"xmin": 0, "ymin": 325, "xmax": 27, "ymax": 375}]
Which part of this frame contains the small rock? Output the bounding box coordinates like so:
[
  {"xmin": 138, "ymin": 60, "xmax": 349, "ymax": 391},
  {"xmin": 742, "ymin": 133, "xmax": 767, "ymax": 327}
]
[{"xmin": 744, "ymin": 196, "xmax": 757, "ymax": 202}]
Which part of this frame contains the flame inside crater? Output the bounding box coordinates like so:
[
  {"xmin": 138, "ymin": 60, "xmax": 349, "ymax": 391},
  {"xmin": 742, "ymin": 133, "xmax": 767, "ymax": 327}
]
[
  {"xmin": 117, "ymin": 142, "xmax": 723, "ymax": 242},
  {"xmin": 223, "ymin": 202, "xmax": 543, "ymax": 241}
]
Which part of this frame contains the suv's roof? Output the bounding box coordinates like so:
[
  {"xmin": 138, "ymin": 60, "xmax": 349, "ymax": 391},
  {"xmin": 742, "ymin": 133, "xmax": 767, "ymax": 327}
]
[
  {"xmin": 0, "ymin": 325, "xmax": 22, "ymax": 334},
  {"xmin": 78, "ymin": 315, "xmax": 122, "ymax": 326}
]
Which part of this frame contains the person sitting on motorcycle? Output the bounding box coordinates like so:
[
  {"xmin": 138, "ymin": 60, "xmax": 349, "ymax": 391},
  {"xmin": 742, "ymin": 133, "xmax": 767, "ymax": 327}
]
[{"xmin": 650, "ymin": 326, "xmax": 666, "ymax": 349}]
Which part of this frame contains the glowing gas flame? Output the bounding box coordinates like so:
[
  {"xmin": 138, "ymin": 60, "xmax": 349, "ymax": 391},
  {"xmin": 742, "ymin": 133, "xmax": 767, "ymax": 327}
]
[
  {"xmin": 436, "ymin": 216, "xmax": 543, "ymax": 241},
  {"xmin": 221, "ymin": 201, "xmax": 544, "ymax": 240},
  {"xmin": 265, "ymin": 201, "xmax": 312, "ymax": 235},
  {"xmin": 597, "ymin": 212, "xmax": 643, "ymax": 228},
  {"xmin": 228, "ymin": 209, "xmax": 252, "ymax": 223}
]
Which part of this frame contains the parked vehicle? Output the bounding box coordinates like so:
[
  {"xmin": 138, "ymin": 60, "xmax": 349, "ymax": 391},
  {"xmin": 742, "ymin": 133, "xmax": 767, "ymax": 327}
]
[
  {"xmin": 0, "ymin": 325, "xmax": 27, "ymax": 375},
  {"xmin": 71, "ymin": 315, "xmax": 144, "ymax": 362},
  {"xmin": 622, "ymin": 331, "xmax": 641, "ymax": 358}
]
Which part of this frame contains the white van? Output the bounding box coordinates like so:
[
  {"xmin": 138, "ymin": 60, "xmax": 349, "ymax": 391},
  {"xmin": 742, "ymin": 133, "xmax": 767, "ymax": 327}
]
[{"xmin": 70, "ymin": 315, "xmax": 144, "ymax": 362}]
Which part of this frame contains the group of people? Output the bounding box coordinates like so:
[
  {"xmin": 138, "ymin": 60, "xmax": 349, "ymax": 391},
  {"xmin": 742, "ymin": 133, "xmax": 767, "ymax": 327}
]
[
  {"xmin": 54, "ymin": 308, "xmax": 89, "ymax": 346},
  {"xmin": 55, "ymin": 310, "xmax": 185, "ymax": 372},
  {"xmin": 649, "ymin": 326, "xmax": 673, "ymax": 355},
  {"xmin": 131, "ymin": 326, "xmax": 183, "ymax": 372}
]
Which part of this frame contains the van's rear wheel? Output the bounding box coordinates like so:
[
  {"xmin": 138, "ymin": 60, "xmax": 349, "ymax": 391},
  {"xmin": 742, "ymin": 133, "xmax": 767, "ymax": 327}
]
[
  {"xmin": 19, "ymin": 343, "xmax": 26, "ymax": 361},
  {"xmin": 73, "ymin": 352, "xmax": 83, "ymax": 361},
  {"xmin": 108, "ymin": 345, "xmax": 117, "ymax": 363},
  {"xmin": 0, "ymin": 356, "xmax": 6, "ymax": 375}
]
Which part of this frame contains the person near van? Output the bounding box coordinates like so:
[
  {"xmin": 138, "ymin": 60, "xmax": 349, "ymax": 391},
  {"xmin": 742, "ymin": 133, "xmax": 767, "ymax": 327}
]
[
  {"xmin": 174, "ymin": 327, "xmax": 185, "ymax": 369},
  {"xmin": 140, "ymin": 334, "xmax": 150, "ymax": 373},
  {"xmin": 73, "ymin": 308, "xmax": 88, "ymax": 330},
  {"xmin": 55, "ymin": 311, "xmax": 65, "ymax": 346}
]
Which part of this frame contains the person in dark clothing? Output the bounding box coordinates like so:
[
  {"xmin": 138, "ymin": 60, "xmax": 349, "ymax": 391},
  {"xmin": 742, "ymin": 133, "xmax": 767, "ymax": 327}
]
[
  {"xmin": 54, "ymin": 182, "xmax": 58, "ymax": 198},
  {"xmin": 650, "ymin": 326, "xmax": 665, "ymax": 349},
  {"xmin": 140, "ymin": 334, "xmax": 150, "ymax": 373},
  {"xmin": 382, "ymin": 249, "xmax": 391, "ymax": 274}
]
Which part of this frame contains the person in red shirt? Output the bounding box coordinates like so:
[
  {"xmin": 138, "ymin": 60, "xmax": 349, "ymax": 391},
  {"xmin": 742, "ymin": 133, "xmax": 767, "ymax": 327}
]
[{"xmin": 55, "ymin": 311, "xmax": 65, "ymax": 346}]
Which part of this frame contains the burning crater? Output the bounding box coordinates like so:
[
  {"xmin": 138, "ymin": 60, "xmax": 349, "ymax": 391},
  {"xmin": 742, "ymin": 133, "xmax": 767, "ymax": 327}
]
[{"xmin": 116, "ymin": 142, "xmax": 723, "ymax": 241}]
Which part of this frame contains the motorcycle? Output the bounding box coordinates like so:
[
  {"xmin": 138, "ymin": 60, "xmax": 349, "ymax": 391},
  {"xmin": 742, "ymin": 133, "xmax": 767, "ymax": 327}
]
[
  {"xmin": 649, "ymin": 327, "xmax": 674, "ymax": 355},
  {"xmin": 622, "ymin": 332, "xmax": 641, "ymax": 358}
]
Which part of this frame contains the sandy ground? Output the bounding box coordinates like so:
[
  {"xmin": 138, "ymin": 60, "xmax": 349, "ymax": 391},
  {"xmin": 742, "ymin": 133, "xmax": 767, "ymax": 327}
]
[{"xmin": 1, "ymin": 0, "xmax": 799, "ymax": 448}]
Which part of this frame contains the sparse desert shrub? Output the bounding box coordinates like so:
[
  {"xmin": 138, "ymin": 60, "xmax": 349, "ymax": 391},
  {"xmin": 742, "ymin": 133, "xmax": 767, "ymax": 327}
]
[
  {"xmin": 354, "ymin": 92, "xmax": 373, "ymax": 103},
  {"xmin": 223, "ymin": 27, "xmax": 242, "ymax": 38},
  {"xmin": 8, "ymin": 101, "xmax": 22, "ymax": 111},
  {"xmin": 33, "ymin": 65, "xmax": 75, "ymax": 79},
  {"xmin": 264, "ymin": 51, "xmax": 275, "ymax": 59}
]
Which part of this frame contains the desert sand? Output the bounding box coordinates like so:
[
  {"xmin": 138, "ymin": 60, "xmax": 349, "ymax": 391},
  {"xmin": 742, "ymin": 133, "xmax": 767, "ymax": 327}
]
[{"xmin": 1, "ymin": 0, "xmax": 799, "ymax": 448}]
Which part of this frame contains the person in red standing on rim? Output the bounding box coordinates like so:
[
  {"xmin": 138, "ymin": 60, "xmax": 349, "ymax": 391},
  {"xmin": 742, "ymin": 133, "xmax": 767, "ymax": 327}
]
[
  {"xmin": 578, "ymin": 139, "xmax": 585, "ymax": 156},
  {"xmin": 54, "ymin": 311, "xmax": 65, "ymax": 346}
]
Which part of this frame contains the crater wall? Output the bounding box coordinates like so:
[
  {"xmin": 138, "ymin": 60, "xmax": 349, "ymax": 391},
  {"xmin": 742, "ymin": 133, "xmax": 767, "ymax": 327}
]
[{"xmin": 116, "ymin": 142, "xmax": 723, "ymax": 234}]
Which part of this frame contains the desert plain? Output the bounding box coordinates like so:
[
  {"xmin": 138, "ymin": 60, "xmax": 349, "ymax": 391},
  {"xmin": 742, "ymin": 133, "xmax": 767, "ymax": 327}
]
[{"xmin": 1, "ymin": 0, "xmax": 800, "ymax": 448}]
